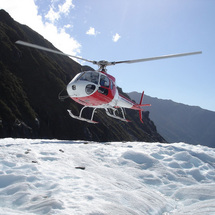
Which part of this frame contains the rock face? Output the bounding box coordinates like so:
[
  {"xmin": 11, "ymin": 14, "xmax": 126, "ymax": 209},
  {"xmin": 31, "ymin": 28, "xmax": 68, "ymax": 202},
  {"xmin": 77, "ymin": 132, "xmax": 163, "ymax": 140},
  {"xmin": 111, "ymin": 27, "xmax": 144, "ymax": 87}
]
[
  {"xmin": 128, "ymin": 91, "xmax": 215, "ymax": 147},
  {"xmin": 0, "ymin": 10, "xmax": 165, "ymax": 142}
]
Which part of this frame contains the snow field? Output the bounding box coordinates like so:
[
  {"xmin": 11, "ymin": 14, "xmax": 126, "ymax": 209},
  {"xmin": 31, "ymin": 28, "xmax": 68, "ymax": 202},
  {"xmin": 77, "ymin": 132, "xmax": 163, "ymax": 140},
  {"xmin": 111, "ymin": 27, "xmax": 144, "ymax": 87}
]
[{"xmin": 0, "ymin": 138, "xmax": 215, "ymax": 214}]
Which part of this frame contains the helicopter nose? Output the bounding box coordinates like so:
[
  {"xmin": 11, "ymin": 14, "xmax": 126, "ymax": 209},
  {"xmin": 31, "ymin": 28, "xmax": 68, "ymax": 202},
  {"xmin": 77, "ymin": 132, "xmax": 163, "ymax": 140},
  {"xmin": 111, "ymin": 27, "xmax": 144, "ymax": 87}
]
[{"xmin": 67, "ymin": 81, "xmax": 96, "ymax": 97}]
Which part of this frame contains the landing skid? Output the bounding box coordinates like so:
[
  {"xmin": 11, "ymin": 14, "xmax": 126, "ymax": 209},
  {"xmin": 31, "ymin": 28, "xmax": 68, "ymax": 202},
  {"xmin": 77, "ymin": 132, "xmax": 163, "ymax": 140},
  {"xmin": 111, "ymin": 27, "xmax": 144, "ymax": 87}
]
[
  {"xmin": 67, "ymin": 107, "xmax": 98, "ymax": 124},
  {"xmin": 105, "ymin": 108, "xmax": 130, "ymax": 122},
  {"xmin": 67, "ymin": 106, "xmax": 130, "ymax": 124}
]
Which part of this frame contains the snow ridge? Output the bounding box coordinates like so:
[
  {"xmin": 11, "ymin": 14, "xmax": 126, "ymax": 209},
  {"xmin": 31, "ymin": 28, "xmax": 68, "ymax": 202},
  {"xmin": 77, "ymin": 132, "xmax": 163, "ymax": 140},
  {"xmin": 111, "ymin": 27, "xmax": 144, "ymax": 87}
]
[{"xmin": 0, "ymin": 138, "xmax": 215, "ymax": 214}]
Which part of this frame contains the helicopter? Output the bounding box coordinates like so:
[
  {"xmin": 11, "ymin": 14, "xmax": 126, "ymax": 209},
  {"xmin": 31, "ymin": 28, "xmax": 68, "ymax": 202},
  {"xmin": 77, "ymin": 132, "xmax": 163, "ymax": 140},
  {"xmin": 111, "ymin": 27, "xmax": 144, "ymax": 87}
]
[{"xmin": 15, "ymin": 40, "xmax": 202, "ymax": 124}]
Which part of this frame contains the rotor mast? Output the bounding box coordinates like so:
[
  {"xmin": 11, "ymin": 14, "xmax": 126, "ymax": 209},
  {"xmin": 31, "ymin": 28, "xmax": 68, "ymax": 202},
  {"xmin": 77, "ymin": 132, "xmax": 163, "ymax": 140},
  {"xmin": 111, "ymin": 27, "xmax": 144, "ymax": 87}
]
[{"xmin": 95, "ymin": 60, "xmax": 113, "ymax": 72}]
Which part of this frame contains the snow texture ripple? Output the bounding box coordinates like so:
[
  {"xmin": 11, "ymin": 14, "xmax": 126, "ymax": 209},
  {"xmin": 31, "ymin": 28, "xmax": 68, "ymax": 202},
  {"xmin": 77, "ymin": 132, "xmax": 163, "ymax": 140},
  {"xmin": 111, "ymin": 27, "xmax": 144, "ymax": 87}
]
[{"xmin": 0, "ymin": 138, "xmax": 215, "ymax": 215}]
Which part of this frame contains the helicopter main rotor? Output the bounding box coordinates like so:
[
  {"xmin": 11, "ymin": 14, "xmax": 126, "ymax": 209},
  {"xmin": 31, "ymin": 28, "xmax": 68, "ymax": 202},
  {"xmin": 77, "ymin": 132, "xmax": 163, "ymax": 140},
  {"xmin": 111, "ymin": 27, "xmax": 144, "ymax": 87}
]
[{"xmin": 15, "ymin": 40, "xmax": 202, "ymax": 71}]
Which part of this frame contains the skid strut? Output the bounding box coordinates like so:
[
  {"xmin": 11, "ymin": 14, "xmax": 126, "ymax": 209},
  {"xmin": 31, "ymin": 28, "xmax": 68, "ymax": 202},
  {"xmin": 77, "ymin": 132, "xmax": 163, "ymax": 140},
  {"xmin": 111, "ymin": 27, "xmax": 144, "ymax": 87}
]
[
  {"xmin": 105, "ymin": 108, "xmax": 130, "ymax": 122},
  {"xmin": 67, "ymin": 106, "xmax": 98, "ymax": 123}
]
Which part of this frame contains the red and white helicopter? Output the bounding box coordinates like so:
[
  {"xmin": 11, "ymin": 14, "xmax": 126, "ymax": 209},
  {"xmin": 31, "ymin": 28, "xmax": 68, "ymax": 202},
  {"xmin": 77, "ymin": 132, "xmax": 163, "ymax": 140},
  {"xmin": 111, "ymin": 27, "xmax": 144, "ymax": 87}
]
[{"xmin": 16, "ymin": 40, "xmax": 202, "ymax": 124}]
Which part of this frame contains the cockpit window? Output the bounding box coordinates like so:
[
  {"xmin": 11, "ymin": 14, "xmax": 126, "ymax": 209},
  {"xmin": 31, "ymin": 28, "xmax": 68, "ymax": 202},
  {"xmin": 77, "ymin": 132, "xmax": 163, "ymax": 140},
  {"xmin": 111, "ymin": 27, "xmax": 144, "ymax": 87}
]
[
  {"xmin": 79, "ymin": 71, "xmax": 99, "ymax": 84},
  {"xmin": 71, "ymin": 72, "xmax": 83, "ymax": 82},
  {"xmin": 100, "ymin": 75, "xmax": 109, "ymax": 87}
]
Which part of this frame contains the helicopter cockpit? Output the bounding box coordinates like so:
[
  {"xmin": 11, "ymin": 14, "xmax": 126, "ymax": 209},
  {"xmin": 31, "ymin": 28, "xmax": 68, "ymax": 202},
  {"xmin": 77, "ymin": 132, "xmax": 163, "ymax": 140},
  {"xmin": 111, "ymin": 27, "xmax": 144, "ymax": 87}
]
[
  {"xmin": 67, "ymin": 70, "xmax": 114, "ymax": 98},
  {"xmin": 79, "ymin": 71, "xmax": 99, "ymax": 84}
]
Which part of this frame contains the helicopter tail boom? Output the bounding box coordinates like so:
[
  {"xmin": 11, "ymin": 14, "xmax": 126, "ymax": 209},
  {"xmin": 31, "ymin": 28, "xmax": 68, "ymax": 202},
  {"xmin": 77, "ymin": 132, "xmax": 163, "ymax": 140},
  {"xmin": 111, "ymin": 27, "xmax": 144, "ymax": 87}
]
[{"xmin": 117, "ymin": 91, "xmax": 151, "ymax": 123}]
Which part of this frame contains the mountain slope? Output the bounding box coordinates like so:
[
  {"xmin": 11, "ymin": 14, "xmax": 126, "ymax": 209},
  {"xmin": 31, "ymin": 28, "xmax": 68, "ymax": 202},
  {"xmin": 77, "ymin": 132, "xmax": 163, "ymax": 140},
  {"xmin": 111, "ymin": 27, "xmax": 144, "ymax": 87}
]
[
  {"xmin": 128, "ymin": 91, "xmax": 215, "ymax": 147},
  {"xmin": 0, "ymin": 10, "xmax": 164, "ymax": 142}
]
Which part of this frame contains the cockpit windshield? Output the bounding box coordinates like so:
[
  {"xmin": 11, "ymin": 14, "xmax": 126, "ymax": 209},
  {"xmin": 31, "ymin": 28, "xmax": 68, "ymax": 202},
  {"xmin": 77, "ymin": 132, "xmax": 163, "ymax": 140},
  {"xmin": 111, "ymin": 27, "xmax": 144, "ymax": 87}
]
[{"xmin": 79, "ymin": 71, "xmax": 99, "ymax": 84}]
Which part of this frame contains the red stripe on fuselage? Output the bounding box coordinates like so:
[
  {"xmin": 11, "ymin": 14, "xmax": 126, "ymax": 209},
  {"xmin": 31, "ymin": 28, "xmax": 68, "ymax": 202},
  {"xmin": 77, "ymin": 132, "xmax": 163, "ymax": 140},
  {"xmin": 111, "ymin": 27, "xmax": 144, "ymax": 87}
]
[{"xmin": 71, "ymin": 87, "xmax": 115, "ymax": 107}]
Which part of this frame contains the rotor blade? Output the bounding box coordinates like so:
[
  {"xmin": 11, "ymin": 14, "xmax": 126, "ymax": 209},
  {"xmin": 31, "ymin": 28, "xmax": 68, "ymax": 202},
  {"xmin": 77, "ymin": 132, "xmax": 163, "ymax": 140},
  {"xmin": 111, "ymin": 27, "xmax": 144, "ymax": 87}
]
[
  {"xmin": 15, "ymin": 40, "xmax": 96, "ymax": 64},
  {"xmin": 112, "ymin": 51, "xmax": 202, "ymax": 65}
]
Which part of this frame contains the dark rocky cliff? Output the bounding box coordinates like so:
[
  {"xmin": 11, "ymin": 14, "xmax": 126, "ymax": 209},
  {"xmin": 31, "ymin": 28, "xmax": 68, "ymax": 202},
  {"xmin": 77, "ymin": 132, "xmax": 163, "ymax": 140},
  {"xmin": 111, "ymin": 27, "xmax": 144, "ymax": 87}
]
[{"xmin": 0, "ymin": 10, "xmax": 165, "ymax": 142}]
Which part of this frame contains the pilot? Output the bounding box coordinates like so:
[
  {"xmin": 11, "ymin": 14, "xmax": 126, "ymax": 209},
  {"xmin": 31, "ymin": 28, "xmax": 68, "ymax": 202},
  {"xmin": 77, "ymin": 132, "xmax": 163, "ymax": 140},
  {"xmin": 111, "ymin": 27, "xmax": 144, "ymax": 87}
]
[{"xmin": 100, "ymin": 75, "xmax": 109, "ymax": 87}]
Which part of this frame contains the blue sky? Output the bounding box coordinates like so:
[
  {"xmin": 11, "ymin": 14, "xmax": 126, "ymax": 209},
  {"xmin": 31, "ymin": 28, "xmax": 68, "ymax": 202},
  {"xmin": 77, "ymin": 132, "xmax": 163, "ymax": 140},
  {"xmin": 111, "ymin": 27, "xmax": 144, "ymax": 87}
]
[{"xmin": 1, "ymin": 0, "xmax": 215, "ymax": 111}]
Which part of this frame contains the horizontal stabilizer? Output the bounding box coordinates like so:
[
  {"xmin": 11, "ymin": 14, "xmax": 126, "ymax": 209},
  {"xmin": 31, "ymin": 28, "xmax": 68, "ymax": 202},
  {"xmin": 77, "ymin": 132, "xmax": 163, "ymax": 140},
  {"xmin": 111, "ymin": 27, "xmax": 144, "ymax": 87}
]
[{"xmin": 138, "ymin": 104, "xmax": 151, "ymax": 107}]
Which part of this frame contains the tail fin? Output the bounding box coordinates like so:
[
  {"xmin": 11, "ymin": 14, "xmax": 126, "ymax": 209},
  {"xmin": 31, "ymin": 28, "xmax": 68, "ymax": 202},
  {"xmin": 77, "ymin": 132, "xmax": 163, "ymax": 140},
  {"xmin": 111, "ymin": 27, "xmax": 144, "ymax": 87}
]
[
  {"xmin": 140, "ymin": 90, "xmax": 145, "ymax": 105},
  {"xmin": 139, "ymin": 91, "xmax": 144, "ymax": 123},
  {"xmin": 138, "ymin": 91, "xmax": 151, "ymax": 123}
]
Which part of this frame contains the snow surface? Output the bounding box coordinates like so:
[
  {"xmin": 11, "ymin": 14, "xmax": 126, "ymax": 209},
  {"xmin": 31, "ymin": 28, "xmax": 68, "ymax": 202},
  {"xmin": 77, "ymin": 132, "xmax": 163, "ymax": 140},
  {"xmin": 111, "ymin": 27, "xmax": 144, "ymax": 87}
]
[{"xmin": 0, "ymin": 138, "xmax": 215, "ymax": 215}]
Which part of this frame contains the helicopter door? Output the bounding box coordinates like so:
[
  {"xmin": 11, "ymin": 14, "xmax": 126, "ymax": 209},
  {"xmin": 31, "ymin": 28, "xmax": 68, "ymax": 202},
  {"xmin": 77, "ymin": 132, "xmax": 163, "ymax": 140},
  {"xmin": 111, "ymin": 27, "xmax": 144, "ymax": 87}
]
[{"xmin": 98, "ymin": 74, "xmax": 109, "ymax": 95}]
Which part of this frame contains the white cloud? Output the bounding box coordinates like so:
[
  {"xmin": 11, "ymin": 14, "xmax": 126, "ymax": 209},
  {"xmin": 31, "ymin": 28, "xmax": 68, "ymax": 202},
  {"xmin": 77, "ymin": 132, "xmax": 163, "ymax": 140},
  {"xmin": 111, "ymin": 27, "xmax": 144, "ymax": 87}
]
[
  {"xmin": 0, "ymin": 0, "xmax": 81, "ymax": 58},
  {"xmin": 43, "ymin": 22, "xmax": 81, "ymax": 56},
  {"xmin": 86, "ymin": 27, "xmax": 100, "ymax": 36},
  {"xmin": 86, "ymin": 27, "xmax": 95, "ymax": 35},
  {"xmin": 64, "ymin": 24, "xmax": 72, "ymax": 29},
  {"xmin": 45, "ymin": 7, "xmax": 60, "ymax": 23},
  {"xmin": 113, "ymin": 33, "xmax": 121, "ymax": 42},
  {"xmin": 45, "ymin": 0, "xmax": 75, "ymax": 23},
  {"xmin": 59, "ymin": 0, "xmax": 74, "ymax": 14}
]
